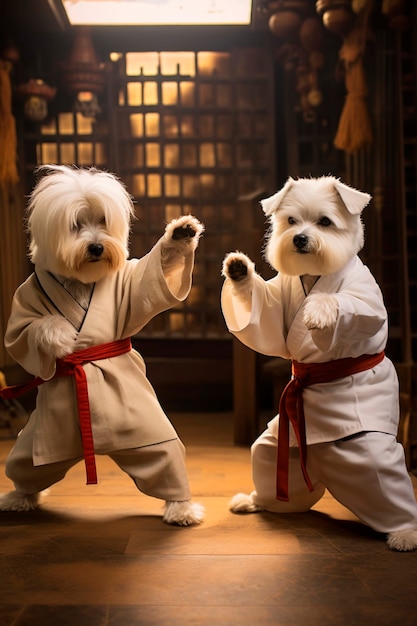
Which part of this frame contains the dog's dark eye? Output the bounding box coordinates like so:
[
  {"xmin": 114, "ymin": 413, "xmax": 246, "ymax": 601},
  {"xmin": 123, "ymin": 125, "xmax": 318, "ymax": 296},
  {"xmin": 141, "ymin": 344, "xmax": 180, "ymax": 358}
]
[
  {"xmin": 318, "ymin": 216, "xmax": 332, "ymax": 227},
  {"xmin": 288, "ymin": 217, "xmax": 297, "ymax": 225}
]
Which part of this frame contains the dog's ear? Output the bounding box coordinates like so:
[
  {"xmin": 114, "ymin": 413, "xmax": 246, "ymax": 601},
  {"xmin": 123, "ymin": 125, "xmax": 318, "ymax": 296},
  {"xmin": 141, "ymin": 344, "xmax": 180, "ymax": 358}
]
[
  {"xmin": 334, "ymin": 180, "xmax": 371, "ymax": 215},
  {"xmin": 261, "ymin": 177, "xmax": 294, "ymax": 216}
]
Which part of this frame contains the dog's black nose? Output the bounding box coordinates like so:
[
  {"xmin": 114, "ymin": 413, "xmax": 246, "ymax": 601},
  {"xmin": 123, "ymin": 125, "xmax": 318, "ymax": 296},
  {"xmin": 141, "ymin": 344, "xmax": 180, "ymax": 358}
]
[
  {"xmin": 293, "ymin": 234, "xmax": 308, "ymax": 250},
  {"xmin": 88, "ymin": 243, "xmax": 104, "ymax": 257}
]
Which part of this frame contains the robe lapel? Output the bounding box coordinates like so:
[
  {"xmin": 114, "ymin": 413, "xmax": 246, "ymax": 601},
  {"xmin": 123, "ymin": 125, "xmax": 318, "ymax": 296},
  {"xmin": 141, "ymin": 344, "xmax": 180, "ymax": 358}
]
[
  {"xmin": 285, "ymin": 256, "xmax": 357, "ymax": 359},
  {"xmin": 35, "ymin": 270, "xmax": 89, "ymax": 331},
  {"xmin": 307, "ymin": 256, "xmax": 356, "ymax": 295},
  {"xmin": 74, "ymin": 273, "xmax": 118, "ymax": 343},
  {"xmin": 283, "ymin": 276, "xmax": 310, "ymax": 355}
]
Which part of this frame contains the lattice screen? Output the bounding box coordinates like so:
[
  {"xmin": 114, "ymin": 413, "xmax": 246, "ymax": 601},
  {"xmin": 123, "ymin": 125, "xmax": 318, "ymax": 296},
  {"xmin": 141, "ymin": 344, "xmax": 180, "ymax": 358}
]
[{"xmin": 23, "ymin": 46, "xmax": 275, "ymax": 338}]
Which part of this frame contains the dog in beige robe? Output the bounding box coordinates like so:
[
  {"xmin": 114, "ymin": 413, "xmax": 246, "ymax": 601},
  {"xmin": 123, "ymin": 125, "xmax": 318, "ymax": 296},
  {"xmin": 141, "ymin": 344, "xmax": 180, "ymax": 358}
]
[{"xmin": 0, "ymin": 164, "xmax": 204, "ymax": 526}]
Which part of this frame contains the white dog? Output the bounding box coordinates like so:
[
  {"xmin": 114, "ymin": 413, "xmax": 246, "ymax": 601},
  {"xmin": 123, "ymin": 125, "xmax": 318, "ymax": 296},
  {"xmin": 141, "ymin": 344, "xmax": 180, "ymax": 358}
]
[
  {"xmin": 221, "ymin": 175, "xmax": 417, "ymax": 551},
  {"xmin": 0, "ymin": 164, "xmax": 204, "ymax": 526}
]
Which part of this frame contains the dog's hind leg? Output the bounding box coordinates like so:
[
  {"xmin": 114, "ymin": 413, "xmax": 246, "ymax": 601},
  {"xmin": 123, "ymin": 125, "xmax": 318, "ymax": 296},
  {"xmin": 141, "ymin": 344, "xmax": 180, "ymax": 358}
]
[
  {"xmin": 0, "ymin": 490, "xmax": 39, "ymax": 512},
  {"xmin": 387, "ymin": 529, "xmax": 417, "ymax": 552},
  {"xmin": 163, "ymin": 500, "xmax": 205, "ymax": 526},
  {"xmin": 229, "ymin": 492, "xmax": 263, "ymax": 513}
]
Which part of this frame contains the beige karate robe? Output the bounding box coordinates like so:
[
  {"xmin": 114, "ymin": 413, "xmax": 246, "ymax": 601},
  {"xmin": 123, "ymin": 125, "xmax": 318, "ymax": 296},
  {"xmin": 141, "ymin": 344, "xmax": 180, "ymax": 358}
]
[
  {"xmin": 5, "ymin": 237, "xmax": 194, "ymax": 466},
  {"xmin": 222, "ymin": 255, "xmax": 399, "ymax": 444}
]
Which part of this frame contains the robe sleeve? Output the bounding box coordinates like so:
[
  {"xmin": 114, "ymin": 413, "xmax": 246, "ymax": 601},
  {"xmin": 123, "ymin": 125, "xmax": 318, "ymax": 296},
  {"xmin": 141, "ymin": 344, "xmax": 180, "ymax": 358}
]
[
  {"xmin": 221, "ymin": 273, "xmax": 291, "ymax": 358},
  {"xmin": 5, "ymin": 275, "xmax": 57, "ymax": 380},
  {"xmin": 119, "ymin": 236, "xmax": 195, "ymax": 337},
  {"xmin": 309, "ymin": 267, "xmax": 387, "ymax": 354}
]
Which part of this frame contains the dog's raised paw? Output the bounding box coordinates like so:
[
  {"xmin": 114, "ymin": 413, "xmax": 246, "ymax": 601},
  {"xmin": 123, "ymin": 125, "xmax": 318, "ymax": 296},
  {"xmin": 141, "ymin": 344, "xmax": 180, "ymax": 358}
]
[
  {"xmin": 387, "ymin": 529, "xmax": 417, "ymax": 551},
  {"xmin": 0, "ymin": 491, "xmax": 40, "ymax": 512},
  {"xmin": 163, "ymin": 500, "xmax": 205, "ymax": 526},
  {"xmin": 164, "ymin": 215, "xmax": 204, "ymax": 247},
  {"xmin": 229, "ymin": 492, "xmax": 263, "ymax": 514},
  {"xmin": 228, "ymin": 259, "xmax": 248, "ymax": 281},
  {"xmin": 222, "ymin": 252, "xmax": 254, "ymax": 282},
  {"xmin": 172, "ymin": 224, "xmax": 197, "ymax": 240}
]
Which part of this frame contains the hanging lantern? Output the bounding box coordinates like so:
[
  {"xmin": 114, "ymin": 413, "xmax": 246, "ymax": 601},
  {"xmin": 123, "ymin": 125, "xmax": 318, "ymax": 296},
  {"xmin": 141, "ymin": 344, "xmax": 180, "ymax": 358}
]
[
  {"xmin": 61, "ymin": 26, "xmax": 107, "ymax": 118},
  {"xmin": 15, "ymin": 79, "xmax": 57, "ymax": 122}
]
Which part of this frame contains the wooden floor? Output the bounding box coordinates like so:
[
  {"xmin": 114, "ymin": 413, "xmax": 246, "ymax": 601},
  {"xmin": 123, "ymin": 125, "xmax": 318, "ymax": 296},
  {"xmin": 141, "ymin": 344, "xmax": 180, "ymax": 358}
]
[{"xmin": 1, "ymin": 412, "xmax": 417, "ymax": 626}]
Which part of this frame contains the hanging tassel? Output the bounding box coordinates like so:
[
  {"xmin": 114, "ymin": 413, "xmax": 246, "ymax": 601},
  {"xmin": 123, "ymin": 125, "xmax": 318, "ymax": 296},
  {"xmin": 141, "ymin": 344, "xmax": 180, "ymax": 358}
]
[
  {"xmin": 333, "ymin": 2, "xmax": 374, "ymax": 153},
  {"xmin": 334, "ymin": 43, "xmax": 373, "ymax": 152}
]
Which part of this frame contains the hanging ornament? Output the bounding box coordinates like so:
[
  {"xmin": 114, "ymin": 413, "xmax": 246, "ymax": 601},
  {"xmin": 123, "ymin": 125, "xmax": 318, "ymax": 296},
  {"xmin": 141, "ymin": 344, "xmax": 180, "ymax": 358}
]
[
  {"xmin": 0, "ymin": 41, "xmax": 20, "ymax": 65},
  {"xmin": 382, "ymin": 0, "xmax": 409, "ymax": 30},
  {"xmin": 61, "ymin": 26, "xmax": 107, "ymax": 118},
  {"xmin": 269, "ymin": 10, "xmax": 302, "ymax": 39},
  {"xmin": 316, "ymin": 0, "xmax": 355, "ymax": 37},
  {"xmin": 300, "ymin": 17, "xmax": 325, "ymax": 110},
  {"xmin": 267, "ymin": 0, "xmax": 311, "ymax": 39},
  {"xmin": 300, "ymin": 15, "xmax": 324, "ymax": 52},
  {"xmin": 15, "ymin": 79, "xmax": 57, "ymax": 122}
]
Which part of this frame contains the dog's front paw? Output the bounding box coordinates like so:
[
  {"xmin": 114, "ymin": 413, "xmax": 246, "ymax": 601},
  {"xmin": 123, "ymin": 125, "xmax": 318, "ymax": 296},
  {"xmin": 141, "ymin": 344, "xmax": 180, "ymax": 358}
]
[
  {"xmin": 164, "ymin": 215, "xmax": 204, "ymax": 252},
  {"xmin": 222, "ymin": 251, "xmax": 254, "ymax": 282},
  {"xmin": 222, "ymin": 252, "xmax": 255, "ymax": 300},
  {"xmin": 303, "ymin": 293, "xmax": 338, "ymax": 330},
  {"xmin": 34, "ymin": 315, "xmax": 77, "ymax": 359}
]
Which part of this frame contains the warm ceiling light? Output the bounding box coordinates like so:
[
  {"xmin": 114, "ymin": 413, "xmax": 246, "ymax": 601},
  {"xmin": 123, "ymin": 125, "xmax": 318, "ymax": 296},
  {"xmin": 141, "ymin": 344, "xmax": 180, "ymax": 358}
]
[{"xmin": 62, "ymin": 0, "xmax": 252, "ymax": 26}]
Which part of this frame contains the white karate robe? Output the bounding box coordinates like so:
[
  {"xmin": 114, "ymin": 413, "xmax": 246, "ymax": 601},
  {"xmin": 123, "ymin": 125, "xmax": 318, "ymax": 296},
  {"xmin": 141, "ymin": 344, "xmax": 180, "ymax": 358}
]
[
  {"xmin": 221, "ymin": 255, "xmax": 399, "ymax": 444},
  {"xmin": 5, "ymin": 236, "xmax": 195, "ymax": 467},
  {"xmin": 222, "ymin": 255, "xmax": 417, "ymax": 533}
]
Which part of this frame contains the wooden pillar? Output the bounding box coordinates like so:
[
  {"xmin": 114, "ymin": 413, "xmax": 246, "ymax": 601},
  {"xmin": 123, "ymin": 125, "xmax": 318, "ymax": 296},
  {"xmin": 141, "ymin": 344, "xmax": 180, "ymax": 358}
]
[
  {"xmin": 232, "ymin": 338, "xmax": 258, "ymax": 445},
  {"xmin": 232, "ymin": 189, "xmax": 268, "ymax": 445}
]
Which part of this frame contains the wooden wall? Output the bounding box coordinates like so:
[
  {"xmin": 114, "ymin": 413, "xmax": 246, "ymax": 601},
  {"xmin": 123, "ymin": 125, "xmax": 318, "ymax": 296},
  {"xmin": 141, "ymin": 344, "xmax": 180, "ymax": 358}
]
[{"xmin": 0, "ymin": 182, "xmax": 30, "ymax": 378}]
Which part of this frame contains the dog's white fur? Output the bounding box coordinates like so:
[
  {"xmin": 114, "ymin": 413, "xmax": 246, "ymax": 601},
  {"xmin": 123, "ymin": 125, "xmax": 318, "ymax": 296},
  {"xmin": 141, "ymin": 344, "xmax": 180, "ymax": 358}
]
[
  {"xmin": 263, "ymin": 176, "xmax": 367, "ymax": 277},
  {"xmin": 0, "ymin": 164, "xmax": 204, "ymax": 526},
  {"xmin": 0, "ymin": 491, "xmax": 40, "ymax": 512},
  {"xmin": 222, "ymin": 177, "xmax": 367, "ymax": 333},
  {"xmin": 28, "ymin": 166, "xmax": 134, "ymax": 285},
  {"xmin": 222, "ymin": 175, "xmax": 417, "ymax": 551}
]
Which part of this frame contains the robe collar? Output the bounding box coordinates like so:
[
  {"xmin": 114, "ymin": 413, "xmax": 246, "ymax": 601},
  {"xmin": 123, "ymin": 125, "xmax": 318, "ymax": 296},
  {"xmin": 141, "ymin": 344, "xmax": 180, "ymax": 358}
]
[
  {"xmin": 298, "ymin": 255, "xmax": 359, "ymax": 297},
  {"xmin": 286, "ymin": 255, "xmax": 360, "ymax": 359},
  {"xmin": 35, "ymin": 269, "xmax": 91, "ymax": 331}
]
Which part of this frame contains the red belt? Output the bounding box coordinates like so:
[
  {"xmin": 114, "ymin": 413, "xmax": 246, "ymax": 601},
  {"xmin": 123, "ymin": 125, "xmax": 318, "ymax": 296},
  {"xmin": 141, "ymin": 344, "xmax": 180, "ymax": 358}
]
[
  {"xmin": 0, "ymin": 337, "xmax": 132, "ymax": 485},
  {"xmin": 276, "ymin": 351, "xmax": 385, "ymax": 501}
]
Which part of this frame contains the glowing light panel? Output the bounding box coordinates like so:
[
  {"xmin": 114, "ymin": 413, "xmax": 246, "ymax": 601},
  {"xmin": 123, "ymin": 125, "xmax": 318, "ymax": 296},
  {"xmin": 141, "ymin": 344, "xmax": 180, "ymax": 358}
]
[{"xmin": 62, "ymin": 0, "xmax": 252, "ymax": 26}]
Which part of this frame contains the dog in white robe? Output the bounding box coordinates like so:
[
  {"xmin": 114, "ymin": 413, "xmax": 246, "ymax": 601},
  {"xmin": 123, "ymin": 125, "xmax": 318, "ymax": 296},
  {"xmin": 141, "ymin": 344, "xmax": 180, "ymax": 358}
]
[
  {"xmin": 221, "ymin": 175, "xmax": 417, "ymax": 551},
  {"xmin": 0, "ymin": 164, "xmax": 204, "ymax": 526}
]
